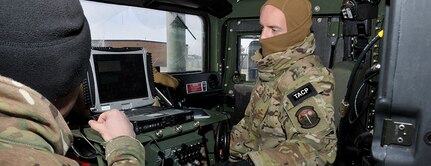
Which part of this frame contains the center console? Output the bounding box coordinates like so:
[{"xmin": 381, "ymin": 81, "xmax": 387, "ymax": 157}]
[{"xmin": 71, "ymin": 109, "xmax": 229, "ymax": 166}]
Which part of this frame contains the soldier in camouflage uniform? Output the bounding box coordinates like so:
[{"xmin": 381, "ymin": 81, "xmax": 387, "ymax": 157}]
[
  {"xmin": 229, "ymin": 0, "xmax": 337, "ymax": 165},
  {"xmin": 0, "ymin": 0, "xmax": 145, "ymax": 165}
]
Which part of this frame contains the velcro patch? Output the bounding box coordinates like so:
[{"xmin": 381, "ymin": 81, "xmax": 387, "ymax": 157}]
[
  {"xmin": 295, "ymin": 106, "xmax": 320, "ymax": 129},
  {"xmin": 287, "ymin": 83, "xmax": 317, "ymax": 106}
]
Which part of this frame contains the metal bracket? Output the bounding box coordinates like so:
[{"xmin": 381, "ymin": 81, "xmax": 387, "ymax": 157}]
[
  {"xmin": 327, "ymin": 17, "xmax": 342, "ymax": 39},
  {"xmin": 382, "ymin": 119, "xmax": 415, "ymax": 146}
]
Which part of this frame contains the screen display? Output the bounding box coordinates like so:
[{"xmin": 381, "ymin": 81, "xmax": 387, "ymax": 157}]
[{"xmin": 93, "ymin": 54, "xmax": 149, "ymax": 103}]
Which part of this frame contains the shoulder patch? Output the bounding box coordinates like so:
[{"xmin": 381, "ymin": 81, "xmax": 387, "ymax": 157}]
[
  {"xmin": 287, "ymin": 83, "xmax": 317, "ymax": 106},
  {"xmin": 295, "ymin": 106, "xmax": 320, "ymax": 129}
]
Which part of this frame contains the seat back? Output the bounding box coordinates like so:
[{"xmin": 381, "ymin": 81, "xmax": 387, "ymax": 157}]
[{"xmin": 332, "ymin": 61, "xmax": 356, "ymax": 128}]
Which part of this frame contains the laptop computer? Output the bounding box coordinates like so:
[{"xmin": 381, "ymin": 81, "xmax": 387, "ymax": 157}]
[{"xmin": 84, "ymin": 47, "xmax": 194, "ymax": 133}]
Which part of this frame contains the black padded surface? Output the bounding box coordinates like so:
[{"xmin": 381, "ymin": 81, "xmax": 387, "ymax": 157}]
[{"xmin": 373, "ymin": 0, "xmax": 431, "ymax": 165}]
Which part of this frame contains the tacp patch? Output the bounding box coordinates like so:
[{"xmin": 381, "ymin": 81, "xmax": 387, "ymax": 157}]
[
  {"xmin": 287, "ymin": 83, "xmax": 317, "ymax": 106},
  {"xmin": 295, "ymin": 106, "xmax": 320, "ymax": 129}
]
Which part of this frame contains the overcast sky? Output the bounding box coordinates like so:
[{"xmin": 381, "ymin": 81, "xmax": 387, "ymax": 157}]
[{"xmin": 80, "ymin": 0, "xmax": 203, "ymax": 55}]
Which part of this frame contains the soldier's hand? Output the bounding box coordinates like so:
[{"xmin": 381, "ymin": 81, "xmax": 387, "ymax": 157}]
[{"xmin": 88, "ymin": 109, "xmax": 135, "ymax": 141}]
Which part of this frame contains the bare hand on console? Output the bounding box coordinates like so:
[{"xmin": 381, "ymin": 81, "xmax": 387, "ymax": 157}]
[{"xmin": 88, "ymin": 109, "xmax": 136, "ymax": 141}]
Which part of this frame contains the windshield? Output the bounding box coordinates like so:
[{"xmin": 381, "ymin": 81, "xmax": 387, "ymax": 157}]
[{"xmin": 80, "ymin": 0, "xmax": 205, "ymax": 72}]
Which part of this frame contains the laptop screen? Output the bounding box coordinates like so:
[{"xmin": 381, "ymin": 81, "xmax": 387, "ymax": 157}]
[
  {"xmin": 94, "ymin": 54, "xmax": 148, "ymax": 103},
  {"xmin": 89, "ymin": 47, "xmax": 154, "ymax": 113}
]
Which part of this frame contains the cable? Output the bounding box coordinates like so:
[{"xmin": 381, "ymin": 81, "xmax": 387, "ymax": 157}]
[
  {"xmin": 352, "ymin": 68, "xmax": 379, "ymax": 118},
  {"xmin": 80, "ymin": 127, "xmax": 106, "ymax": 159},
  {"xmin": 155, "ymin": 87, "xmax": 174, "ymax": 107},
  {"xmin": 341, "ymin": 30, "xmax": 384, "ymax": 112},
  {"xmin": 141, "ymin": 135, "xmax": 162, "ymax": 151},
  {"xmin": 348, "ymin": 72, "xmax": 378, "ymax": 124},
  {"xmin": 354, "ymin": 82, "xmax": 366, "ymax": 117},
  {"xmin": 71, "ymin": 127, "xmax": 106, "ymax": 160},
  {"xmin": 141, "ymin": 135, "xmax": 172, "ymax": 166}
]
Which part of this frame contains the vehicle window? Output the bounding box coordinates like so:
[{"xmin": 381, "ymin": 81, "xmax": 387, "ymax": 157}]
[
  {"xmin": 238, "ymin": 35, "xmax": 260, "ymax": 82},
  {"xmin": 80, "ymin": 0, "xmax": 205, "ymax": 72}
]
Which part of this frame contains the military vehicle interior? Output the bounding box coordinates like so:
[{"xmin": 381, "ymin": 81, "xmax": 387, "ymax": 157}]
[{"xmin": 63, "ymin": 0, "xmax": 431, "ymax": 165}]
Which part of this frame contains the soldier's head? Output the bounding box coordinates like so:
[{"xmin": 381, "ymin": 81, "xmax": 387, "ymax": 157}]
[
  {"xmin": 0, "ymin": 0, "xmax": 91, "ymax": 115},
  {"xmin": 259, "ymin": 0, "xmax": 312, "ymax": 56}
]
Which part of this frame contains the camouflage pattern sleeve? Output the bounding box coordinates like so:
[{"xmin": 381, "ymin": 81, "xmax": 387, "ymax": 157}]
[
  {"xmin": 229, "ymin": 115, "xmax": 252, "ymax": 162},
  {"xmin": 229, "ymin": 81, "xmax": 262, "ymax": 162},
  {"xmin": 105, "ymin": 136, "xmax": 145, "ymax": 166},
  {"xmin": 229, "ymin": 34, "xmax": 336, "ymax": 165},
  {"xmin": 248, "ymin": 69, "xmax": 337, "ymax": 165}
]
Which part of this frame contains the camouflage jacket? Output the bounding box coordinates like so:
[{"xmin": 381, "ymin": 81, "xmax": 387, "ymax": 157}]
[
  {"xmin": 0, "ymin": 76, "xmax": 145, "ymax": 165},
  {"xmin": 229, "ymin": 34, "xmax": 337, "ymax": 165}
]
